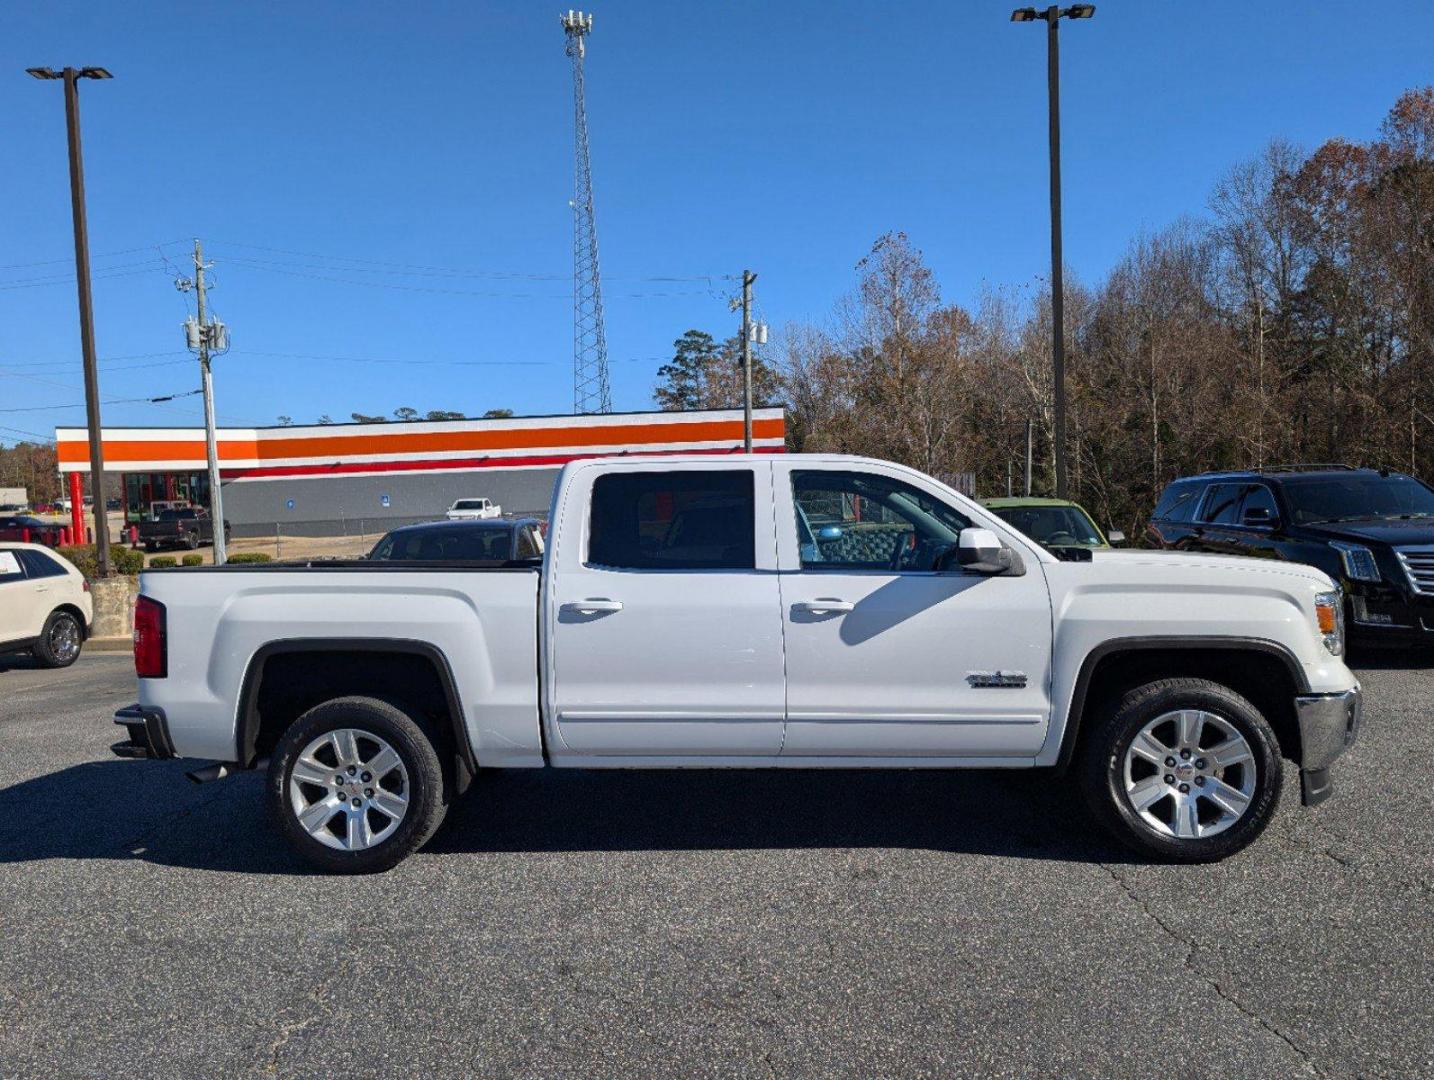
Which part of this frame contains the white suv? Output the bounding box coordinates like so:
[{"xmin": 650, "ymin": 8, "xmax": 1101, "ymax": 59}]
[{"xmin": 0, "ymin": 543, "xmax": 93, "ymax": 667}]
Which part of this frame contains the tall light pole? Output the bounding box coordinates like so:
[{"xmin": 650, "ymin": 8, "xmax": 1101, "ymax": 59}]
[
  {"xmin": 1010, "ymin": 5, "xmax": 1093, "ymax": 499},
  {"xmin": 27, "ymin": 64, "xmax": 114, "ymax": 574}
]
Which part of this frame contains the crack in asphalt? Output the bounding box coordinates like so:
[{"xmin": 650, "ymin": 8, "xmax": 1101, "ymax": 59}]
[
  {"xmin": 1099, "ymin": 863, "xmax": 1326, "ymax": 1078},
  {"xmin": 261, "ymin": 969, "xmax": 334, "ymax": 1077}
]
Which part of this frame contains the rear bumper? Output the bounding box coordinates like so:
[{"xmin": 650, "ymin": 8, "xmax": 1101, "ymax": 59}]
[
  {"xmin": 112, "ymin": 703, "xmax": 176, "ymax": 760},
  {"xmin": 1294, "ymin": 684, "xmax": 1361, "ymax": 806}
]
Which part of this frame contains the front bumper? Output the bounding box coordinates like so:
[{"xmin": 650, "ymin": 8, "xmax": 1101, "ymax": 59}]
[
  {"xmin": 112, "ymin": 703, "xmax": 175, "ymax": 760},
  {"xmin": 1293, "ymin": 684, "xmax": 1361, "ymax": 806}
]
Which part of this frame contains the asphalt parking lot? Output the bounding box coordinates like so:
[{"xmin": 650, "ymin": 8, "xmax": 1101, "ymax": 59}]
[{"xmin": 0, "ymin": 652, "xmax": 1430, "ymax": 1079}]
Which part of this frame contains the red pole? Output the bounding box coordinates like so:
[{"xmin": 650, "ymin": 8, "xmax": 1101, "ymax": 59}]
[
  {"xmin": 68, "ymin": 471, "xmax": 84, "ymax": 543},
  {"xmin": 59, "ymin": 526, "xmax": 69, "ymax": 546}
]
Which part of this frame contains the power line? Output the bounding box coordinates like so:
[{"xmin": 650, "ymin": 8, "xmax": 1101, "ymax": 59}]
[
  {"xmin": 0, "ymin": 239, "xmax": 188, "ymax": 272},
  {"xmin": 200, "ymin": 238, "xmax": 713, "ymax": 284},
  {"xmin": 0, "ymin": 388, "xmax": 202, "ymax": 413},
  {"xmin": 0, "ymin": 423, "xmax": 56, "ymax": 442},
  {"xmin": 0, "ymin": 351, "xmax": 192, "ymax": 369},
  {"xmin": 212, "ymin": 259, "xmax": 711, "ymax": 299},
  {"xmin": 233, "ymin": 348, "xmax": 556, "ymax": 367}
]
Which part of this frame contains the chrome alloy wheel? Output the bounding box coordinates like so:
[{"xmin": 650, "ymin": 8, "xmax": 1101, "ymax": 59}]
[
  {"xmin": 288, "ymin": 728, "xmax": 409, "ymax": 851},
  {"xmin": 48, "ymin": 616, "xmax": 80, "ymax": 663},
  {"xmin": 1122, "ymin": 709, "xmax": 1257, "ymax": 840}
]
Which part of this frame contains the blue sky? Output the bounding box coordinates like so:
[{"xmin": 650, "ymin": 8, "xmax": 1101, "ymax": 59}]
[{"xmin": 2, "ymin": 1, "xmax": 1430, "ymax": 444}]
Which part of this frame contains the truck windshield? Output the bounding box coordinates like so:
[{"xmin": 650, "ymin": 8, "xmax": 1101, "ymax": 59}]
[
  {"xmin": 158, "ymin": 509, "xmax": 197, "ymax": 520},
  {"xmin": 991, "ymin": 505, "xmax": 1104, "ymax": 546},
  {"xmin": 1282, "ymin": 475, "xmax": 1434, "ymax": 524},
  {"xmin": 452, "ymin": 500, "xmax": 485, "ymax": 510}
]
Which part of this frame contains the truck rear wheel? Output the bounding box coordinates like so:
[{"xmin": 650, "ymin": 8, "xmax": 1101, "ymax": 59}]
[
  {"xmin": 1077, "ymin": 677, "xmax": 1282, "ymax": 862},
  {"xmin": 266, "ymin": 696, "xmax": 449, "ymax": 874}
]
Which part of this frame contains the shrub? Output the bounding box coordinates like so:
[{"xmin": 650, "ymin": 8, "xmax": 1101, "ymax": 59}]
[
  {"xmin": 56, "ymin": 544, "xmax": 144, "ymax": 578},
  {"xmin": 227, "ymin": 552, "xmax": 273, "ymax": 564},
  {"xmin": 150, "ymin": 556, "xmax": 178, "ymax": 568},
  {"xmin": 181, "ymin": 554, "xmax": 204, "ymax": 567}
]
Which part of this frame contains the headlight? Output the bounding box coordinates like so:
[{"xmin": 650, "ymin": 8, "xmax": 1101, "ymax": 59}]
[
  {"xmin": 1315, "ymin": 590, "xmax": 1344, "ymax": 656},
  {"xmin": 1330, "ymin": 541, "xmax": 1380, "ymax": 582}
]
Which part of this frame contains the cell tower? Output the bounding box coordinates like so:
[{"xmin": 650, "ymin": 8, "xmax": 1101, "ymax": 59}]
[{"xmin": 562, "ymin": 9, "xmax": 612, "ymax": 414}]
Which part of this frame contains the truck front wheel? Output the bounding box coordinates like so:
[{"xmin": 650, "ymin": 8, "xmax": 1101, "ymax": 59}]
[
  {"xmin": 266, "ymin": 696, "xmax": 449, "ymax": 873},
  {"xmin": 1077, "ymin": 677, "xmax": 1282, "ymax": 862}
]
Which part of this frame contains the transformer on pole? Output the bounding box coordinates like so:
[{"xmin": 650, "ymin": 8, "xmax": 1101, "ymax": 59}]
[{"xmin": 562, "ymin": 9, "xmax": 612, "ymax": 414}]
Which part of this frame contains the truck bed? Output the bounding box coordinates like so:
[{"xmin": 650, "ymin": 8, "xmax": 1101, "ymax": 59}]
[{"xmin": 137, "ymin": 561, "xmax": 544, "ymax": 766}]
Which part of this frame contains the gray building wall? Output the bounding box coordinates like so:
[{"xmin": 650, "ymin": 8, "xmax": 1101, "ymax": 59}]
[{"xmin": 223, "ymin": 467, "xmax": 561, "ymax": 538}]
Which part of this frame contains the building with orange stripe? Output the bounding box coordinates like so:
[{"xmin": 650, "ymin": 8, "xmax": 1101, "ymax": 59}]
[{"xmin": 57, "ymin": 408, "xmax": 786, "ymax": 537}]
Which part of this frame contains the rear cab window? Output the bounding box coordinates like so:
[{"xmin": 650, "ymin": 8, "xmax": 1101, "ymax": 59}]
[{"xmin": 588, "ymin": 470, "xmax": 755, "ymax": 571}]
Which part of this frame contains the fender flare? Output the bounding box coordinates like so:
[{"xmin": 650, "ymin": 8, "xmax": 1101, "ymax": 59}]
[
  {"xmin": 1052, "ymin": 635, "xmax": 1310, "ymax": 773},
  {"xmin": 234, "ymin": 637, "xmax": 476, "ymax": 773}
]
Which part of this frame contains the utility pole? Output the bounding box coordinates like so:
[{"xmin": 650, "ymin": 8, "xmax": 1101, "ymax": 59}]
[
  {"xmin": 1011, "ymin": 4, "xmax": 1094, "ymax": 500},
  {"xmin": 741, "ymin": 270, "xmax": 755, "ymax": 452},
  {"xmin": 27, "ymin": 65, "xmax": 114, "ymax": 573},
  {"xmin": 562, "ymin": 10, "xmax": 612, "ymax": 415},
  {"xmin": 178, "ymin": 240, "xmax": 229, "ymax": 564}
]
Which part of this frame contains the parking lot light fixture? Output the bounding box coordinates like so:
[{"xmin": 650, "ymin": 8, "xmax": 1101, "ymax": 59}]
[
  {"xmin": 26, "ymin": 63, "xmax": 116, "ymax": 574},
  {"xmin": 1009, "ymin": 4, "xmax": 1095, "ymax": 500}
]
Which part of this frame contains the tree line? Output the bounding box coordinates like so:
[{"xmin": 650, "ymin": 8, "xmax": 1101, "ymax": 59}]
[{"xmin": 655, "ymin": 87, "xmax": 1434, "ymax": 537}]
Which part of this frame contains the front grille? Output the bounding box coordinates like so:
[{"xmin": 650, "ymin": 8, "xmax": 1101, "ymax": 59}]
[{"xmin": 1395, "ymin": 545, "xmax": 1434, "ymax": 595}]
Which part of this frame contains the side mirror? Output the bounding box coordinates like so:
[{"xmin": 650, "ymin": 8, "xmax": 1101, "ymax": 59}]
[
  {"xmin": 1107, "ymin": 529, "xmax": 1126, "ymax": 546},
  {"xmin": 954, "ymin": 527, "xmax": 1024, "ymax": 575},
  {"xmin": 1242, "ymin": 506, "xmax": 1273, "ymax": 527}
]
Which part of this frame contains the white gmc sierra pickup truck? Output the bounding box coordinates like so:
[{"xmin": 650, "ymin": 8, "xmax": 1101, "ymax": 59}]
[{"xmin": 113, "ymin": 454, "xmax": 1362, "ymax": 873}]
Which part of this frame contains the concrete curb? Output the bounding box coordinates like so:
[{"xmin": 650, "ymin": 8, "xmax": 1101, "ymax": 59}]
[{"xmin": 86, "ymin": 636, "xmax": 133, "ymax": 653}]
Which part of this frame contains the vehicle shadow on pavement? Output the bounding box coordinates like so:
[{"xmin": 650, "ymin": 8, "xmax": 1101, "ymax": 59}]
[
  {"xmin": 0, "ymin": 654, "xmax": 45, "ymax": 673},
  {"xmin": 0, "ymin": 760, "xmax": 1138, "ymax": 874},
  {"xmin": 1346, "ymin": 645, "xmax": 1434, "ymax": 672}
]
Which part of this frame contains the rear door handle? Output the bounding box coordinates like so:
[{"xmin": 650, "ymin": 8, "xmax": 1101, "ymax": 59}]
[
  {"xmin": 561, "ymin": 598, "xmax": 624, "ymax": 615},
  {"xmin": 793, "ymin": 598, "xmax": 854, "ymax": 615}
]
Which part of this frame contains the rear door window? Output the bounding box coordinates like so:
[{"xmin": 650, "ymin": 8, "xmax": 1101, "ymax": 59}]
[
  {"xmin": 1200, "ymin": 484, "xmax": 1245, "ymax": 525},
  {"xmin": 16, "ymin": 549, "xmax": 67, "ymax": 578},
  {"xmin": 588, "ymin": 470, "xmax": 755, "ymax": 571}
]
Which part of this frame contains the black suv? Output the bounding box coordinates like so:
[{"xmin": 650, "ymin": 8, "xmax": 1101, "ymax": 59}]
[{"xmin": 1147, "ymin": 465, "xmax": 1434, "ymax": 643}]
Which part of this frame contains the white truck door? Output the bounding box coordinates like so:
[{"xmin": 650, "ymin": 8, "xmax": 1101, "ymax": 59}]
[
  {"xmin": 546, "ymin": 461, "xmax": 785, "ymax": 757},
  {"xmin": 774, "ymin": 462, "xmax": 1054, "ymax": 759}
]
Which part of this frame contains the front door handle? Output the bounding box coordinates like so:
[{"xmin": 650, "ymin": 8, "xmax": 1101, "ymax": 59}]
[
  {"xmin": 793, "ymin": 598, "xmax": 854, "ymax": 615},
  {"xmin": 561, "ymin": 598, "xmax": 624, "ymax": 615}
]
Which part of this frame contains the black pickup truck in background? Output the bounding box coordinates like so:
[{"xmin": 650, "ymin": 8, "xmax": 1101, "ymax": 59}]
[
  {"xmin": 1146, "ymin": 465, "xmax": 1434, "ymax": 644},
  {"xmin": 138, "ymin": 507, "xmax": 231, "ymax": 552}
]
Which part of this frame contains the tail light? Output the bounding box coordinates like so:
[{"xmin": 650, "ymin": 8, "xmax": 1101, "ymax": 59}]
[{"xmin": 134, "ymin": 595, "xmax": 168, "ymax": 678}]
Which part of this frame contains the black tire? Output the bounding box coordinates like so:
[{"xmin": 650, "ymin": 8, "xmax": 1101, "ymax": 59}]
[
  {"xmin": 32, "ymin": 609, "xmax": 83, "ymax": 668},
  {"xmin": 266, "ymin": 696, "xmax": 449, "ymax": 874},
  {"xmin": 1077, "ymin": 677, "xmax": 1282, "ymax": 863},
  {"xmin": 144, "ymin": 541, "xmax": 156, "ymax": 553}
]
